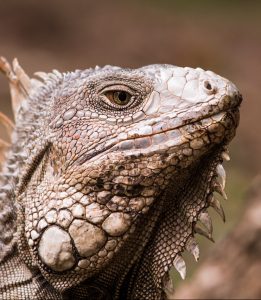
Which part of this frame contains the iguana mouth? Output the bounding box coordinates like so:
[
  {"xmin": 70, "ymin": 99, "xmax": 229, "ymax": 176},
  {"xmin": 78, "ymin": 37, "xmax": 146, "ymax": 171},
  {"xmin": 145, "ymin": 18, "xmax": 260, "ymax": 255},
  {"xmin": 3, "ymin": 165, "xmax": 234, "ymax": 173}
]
[
  {"xmin": 75, "ymin": 91, "xmax": 242, "ymax": 165},
  {"xmin": 80, "ymin": 105, "xmax": 240, "ymax": 166}
]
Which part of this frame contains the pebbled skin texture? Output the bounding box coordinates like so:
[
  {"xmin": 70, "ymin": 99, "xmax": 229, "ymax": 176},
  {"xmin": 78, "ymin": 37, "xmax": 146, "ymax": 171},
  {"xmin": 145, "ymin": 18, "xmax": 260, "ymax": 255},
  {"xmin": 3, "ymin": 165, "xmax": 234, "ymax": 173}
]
[{"xmin": 0, "ymin": 62, "xmax": 242, "ymax": 299}]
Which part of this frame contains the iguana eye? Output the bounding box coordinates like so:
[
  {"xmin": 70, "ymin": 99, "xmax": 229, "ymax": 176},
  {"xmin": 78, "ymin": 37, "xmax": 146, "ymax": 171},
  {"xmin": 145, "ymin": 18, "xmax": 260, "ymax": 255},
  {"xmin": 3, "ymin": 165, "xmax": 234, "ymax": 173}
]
[{"xmin": 105, "ymin": 91, "xmax": 132, "ymax": 105}]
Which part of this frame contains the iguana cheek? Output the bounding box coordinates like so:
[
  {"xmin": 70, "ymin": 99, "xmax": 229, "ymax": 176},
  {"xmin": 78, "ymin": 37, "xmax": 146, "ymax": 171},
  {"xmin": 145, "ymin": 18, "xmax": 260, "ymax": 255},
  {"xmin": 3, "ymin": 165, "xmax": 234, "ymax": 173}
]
[
  {"xmin": 37, "ymin": 212, "xmax": 132, "ymax": 272},
  {"xmin": 38, "ymin": 225, "xmax": 75, "ymax": 272}
]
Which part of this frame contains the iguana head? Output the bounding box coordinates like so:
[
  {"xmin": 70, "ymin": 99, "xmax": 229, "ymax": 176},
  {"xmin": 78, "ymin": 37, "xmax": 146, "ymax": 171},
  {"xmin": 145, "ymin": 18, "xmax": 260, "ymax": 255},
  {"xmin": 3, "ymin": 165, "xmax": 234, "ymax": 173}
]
[{"xmin": 4, "ymin": 61, "xmax": 241, "ymax": 294}]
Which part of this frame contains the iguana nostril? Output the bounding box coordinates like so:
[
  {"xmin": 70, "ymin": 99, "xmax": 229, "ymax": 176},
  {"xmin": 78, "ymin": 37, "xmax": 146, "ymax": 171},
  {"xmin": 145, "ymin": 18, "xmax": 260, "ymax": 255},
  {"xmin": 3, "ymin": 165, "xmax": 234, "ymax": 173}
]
[
  {"xmin": 205, "ymin": 81, "xmax": 212, "ymax": 90},
  {"xmin": 203, "ymin": 80, "xmax": 216, "ymax": 94}
]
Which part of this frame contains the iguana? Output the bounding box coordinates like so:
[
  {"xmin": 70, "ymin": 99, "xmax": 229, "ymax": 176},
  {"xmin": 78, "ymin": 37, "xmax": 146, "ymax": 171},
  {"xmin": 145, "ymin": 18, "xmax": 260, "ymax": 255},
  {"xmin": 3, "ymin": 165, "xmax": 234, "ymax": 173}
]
[{"xmin": 0, "ymin": 57, "xmax": 242, "ymax": 300}]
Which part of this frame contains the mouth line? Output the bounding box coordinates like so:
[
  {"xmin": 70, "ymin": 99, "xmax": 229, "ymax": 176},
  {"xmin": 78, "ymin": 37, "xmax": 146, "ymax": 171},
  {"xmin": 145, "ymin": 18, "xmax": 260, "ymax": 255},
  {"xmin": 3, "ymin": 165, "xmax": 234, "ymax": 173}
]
[{"xmin": 76, "ymin": 103, "xmax": 240, "ymax": 165}]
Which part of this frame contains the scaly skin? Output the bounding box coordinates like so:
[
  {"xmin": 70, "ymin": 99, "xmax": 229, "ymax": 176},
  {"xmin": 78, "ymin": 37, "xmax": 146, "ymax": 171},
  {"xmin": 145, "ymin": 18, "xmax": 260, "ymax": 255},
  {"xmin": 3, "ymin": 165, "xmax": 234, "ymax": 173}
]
[{"xmin": 0, "ymin": 60, "xmax": 242, "ymax": 299}]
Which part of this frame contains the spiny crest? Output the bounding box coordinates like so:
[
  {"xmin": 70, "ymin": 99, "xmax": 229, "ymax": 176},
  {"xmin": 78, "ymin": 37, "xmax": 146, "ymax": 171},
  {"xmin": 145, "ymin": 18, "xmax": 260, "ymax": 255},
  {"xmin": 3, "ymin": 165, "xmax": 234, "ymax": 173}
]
[
  {"xmin": 0, "ymin": 57, "xmax": 64, "ymax": 160},
  {"xmin": 0, "ymin": 57, "xmax": 64, "ymax": 261},
  {"xmin": 0, "ymin": 56, "xmax": 64, "ymax": 124},
  {"xmin": 0, "ymin": 112, "xmax": 14, "ymax": 165}
]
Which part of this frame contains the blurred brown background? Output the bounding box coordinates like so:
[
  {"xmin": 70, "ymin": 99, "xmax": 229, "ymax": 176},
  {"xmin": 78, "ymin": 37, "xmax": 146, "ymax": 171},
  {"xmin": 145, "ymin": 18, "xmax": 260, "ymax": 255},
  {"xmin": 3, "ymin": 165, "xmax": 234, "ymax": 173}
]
[{"xmin": 0, "ymin": 0, "xmax": 260, "ymax": 293}]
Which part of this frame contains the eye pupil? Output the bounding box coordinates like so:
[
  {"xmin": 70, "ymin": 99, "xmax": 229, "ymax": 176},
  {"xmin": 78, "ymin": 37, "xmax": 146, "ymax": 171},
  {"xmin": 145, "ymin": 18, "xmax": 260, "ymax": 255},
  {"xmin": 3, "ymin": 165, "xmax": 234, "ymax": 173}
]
[
  {"xmin": 104, "ymin": 90, "xmax": 132, "ymax": 106},
  {"xmin": 117, "ymin": 91, "xmax": 127, "ymax": 102}
]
